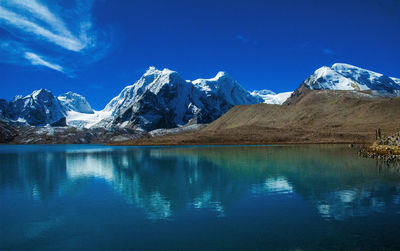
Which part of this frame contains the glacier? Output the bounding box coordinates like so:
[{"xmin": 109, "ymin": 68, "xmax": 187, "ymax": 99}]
[{"xmin": 251, "ymin": 90, "xmax": 293, "ymax": 105}]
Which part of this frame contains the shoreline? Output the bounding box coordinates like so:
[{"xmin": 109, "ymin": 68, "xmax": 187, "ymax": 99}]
[
  {"xmin": 1, "ymin": 141, "xmax": 366, "ymax": 146},
  {"xmin": 359, "ymin": 145, "xmax": 400, "ymax": 162},
  {"xmin": 110, "ymin": 140, "xmax": 368, "ymax": 147}
]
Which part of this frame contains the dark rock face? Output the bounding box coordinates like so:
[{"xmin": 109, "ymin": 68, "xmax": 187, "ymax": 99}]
[
  {"xmin": 0, "ymin": 124, "xmax": 144, "ymax": 144},
  {"xmin": 6, "ymin": 89, "xmax": 66, "ymax": 126},
  {"xmin": 50, "ymin": 117, "xmax": 67, "ymax": 127},
  {"xmin": 0, "ymin": 99, "xmax": 7, "ymax": 118},
  {"xmin": 0, "ymin": 121, "xmax": 18, "ymax": 143},
  {"xmin": 283, "ymin": 84, "xmax": 312, "ymax": 105}
]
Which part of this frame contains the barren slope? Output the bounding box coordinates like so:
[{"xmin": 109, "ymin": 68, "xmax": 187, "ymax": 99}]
[{"xmin": 115, "ymin": 90, "xmax": 400, "ymax": 145}]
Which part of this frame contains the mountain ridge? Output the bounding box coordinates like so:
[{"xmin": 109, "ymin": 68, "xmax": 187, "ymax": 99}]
[
  {"xmin": 0, "ymin": 67, "xmax": 287, "ymax": 130},
  {"xmin": 1, "ymin": 63, "xmax": 399, "ymax": 136}
]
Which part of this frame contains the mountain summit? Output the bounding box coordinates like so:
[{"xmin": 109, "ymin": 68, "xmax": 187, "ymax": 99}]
[
  {"xmin": 302, "ymin": 63, "xmax": 400, "ymax": 95},
  {"xmin": 101, "ymin": 67, "xmax": 264, "ymax": 130},
  {"xmin": 58, "ymin": 92, "xmax": 94, "ymax": 114},
  {"xmin": 5, "ymin": 89, "xmax": 66, "ymax": 126}
]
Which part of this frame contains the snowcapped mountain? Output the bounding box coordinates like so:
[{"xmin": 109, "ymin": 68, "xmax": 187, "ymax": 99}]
[
  {"xmin": 250, "ymin": 90, "xmax": 293, "ymax": 105},
  {"xmin": 58, "ymin": 92, "xmax": 94, "ymax": 114},
  {"xmin": 5, "ymin": 89, "xmax": 67, "ymax": 126},
  {"xmin": 0, "ymin": 89, "xmax": 98, "ymax": 127},
  {"xmin": 4, "ymin": 63, "xmax": 398, "ymax": 132},
  {"xmin": 102, "ymin": 67, "xmax": 202, "ymax": 130},
  {"xmin": 303, "ymin": 63, "xmax": 400, "ymax": 96},
  {"xmin": 192, "ymin": 72, "xmax": 263, "ymax": 105},
  {"xmin": 99, "ymin": 67, "xmax": 264, "ymax": 130},
  {"xmin": 391, "ymin": 78, "xmax": 400, "ymax": 85}
]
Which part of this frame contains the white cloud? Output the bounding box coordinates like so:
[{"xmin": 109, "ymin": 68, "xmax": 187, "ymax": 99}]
[
  {"xmin": 0, "ymin": 6, "xmax": 85, "ymax": 51},
  {"xmin": 5, "ymin": 0, "xmax": 73, "ymax": 38},
  {"xmin": 24, "ymin": 52, "xmax": 64, "ymax": 72},
  {"xmin": 0, "ymin": 0, "xmax": 108, "ymax": 75}
]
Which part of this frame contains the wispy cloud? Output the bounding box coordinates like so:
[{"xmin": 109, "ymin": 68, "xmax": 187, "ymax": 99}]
[
  {"xmin": 234, "ymin": 34, "xmax": 259, "ymax": 46},
  {"xmin": 0, "ymin": 0, "xmax": 110, "ymax": 75},
  {"xmin": 24, "ymin": 52, "xmax": 64, "ymax": 72},
  {"xmin": 322, "ymin": 48, "xmax": 334, "ymax": 55},
  {"xmin": 296, "ymin": 41, "xmax": 336, "ymax": 56},
  {"xmin": 235, "ymin": 35, "xmax": 250, "ymax": 44}
]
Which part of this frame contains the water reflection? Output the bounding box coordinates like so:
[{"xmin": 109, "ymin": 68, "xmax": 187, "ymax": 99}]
[
  {"xmin": 251, "ymin": 177, "xmax": 294, "ymax": 195},
  {"xmin": 1, "ymin": 145, "xmax": 400, "ymax": 221}
]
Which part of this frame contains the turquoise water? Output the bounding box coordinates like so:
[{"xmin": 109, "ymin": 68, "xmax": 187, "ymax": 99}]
[{"xmin": 1, "ymin": 145, "xmax": 400, "ymax": 250}]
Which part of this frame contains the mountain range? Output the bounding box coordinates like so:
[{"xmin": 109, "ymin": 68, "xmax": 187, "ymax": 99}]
[
  {"xmin": 0, "ymin": 66, "xmax": 292, "ymax": 131},
  {"xmin": 1, "ymin": 63, "xmax": 400, "ymax": 144}
]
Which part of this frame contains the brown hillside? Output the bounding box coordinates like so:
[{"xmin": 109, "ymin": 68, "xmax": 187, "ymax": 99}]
[{"xmin": 116, "ymin": 90, "xmax": 400, "ymax": 146}]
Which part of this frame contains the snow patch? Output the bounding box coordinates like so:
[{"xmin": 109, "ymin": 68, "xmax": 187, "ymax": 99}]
[{"xmin": 251, "ymin": 90, "xmax": 293, "ymax": 105}]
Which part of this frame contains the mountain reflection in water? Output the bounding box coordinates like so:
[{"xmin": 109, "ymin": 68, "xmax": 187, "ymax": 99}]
[{"xmin": 1, "ymin": 145, "xmax": 400, "ymax": 222}]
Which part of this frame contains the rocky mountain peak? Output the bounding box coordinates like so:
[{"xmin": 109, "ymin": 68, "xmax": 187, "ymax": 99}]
[
  {"xmin": 6, "ymin": 89, "xmax": 66, "ymax": 126},
  {"xmin": 58, "ymin": 92, "xmax": 94, "ymax": 114}
]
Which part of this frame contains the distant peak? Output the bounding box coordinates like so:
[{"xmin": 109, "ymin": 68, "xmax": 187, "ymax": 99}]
[
  {"xmin": 31, "ymin": 88, "xmax": 52, "ymax": 98},
  {"xmin": 207, "ymin": 71, "xmax": 232, "ymax": 81},
  {"xmin": 216, "ymin": 71, "xmax": 228, "ymax": 78},
  {"xmin": 144, "ymin": 66, "xmax": 176, "ymax": 76},
  {"xmin": 192, "ymin": 71, "xmax": 236, "ymax": 85},
  {"xmin": 58, "ymin": 92, "xmax": 86, "ymax": 100},
  {"xmin": 251, "ymin": 89, "xmax": 276, "ymax": 96},
  {"xmin": 313, "ymin": 66, "xmax": 334, "ymax": 77},
  {"xmin": 60, "ymin": 91, "xmax": 81, "ymax": 97},
  {"xmin": 33, "ymin": 88, "xmax": 50, "ymax": 94}
]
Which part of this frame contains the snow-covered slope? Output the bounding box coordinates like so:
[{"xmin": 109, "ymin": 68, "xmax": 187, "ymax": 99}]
[
  {"xmin": 65, "ymin": 110, "xmax": 112, "ymax": 128},
  {"xmin": 58, "ymin": 92, "xmax": 94, "ymax": 114},
  {"xmin": 391, "ymin": 77, "xmax": 400, "ymax": 85},
  {"xmin": 6, "ymin": 89, "xmax": 66, "ymax": 126},
  {"xmin": 251, "ymin": 90, "xmax": 293, "ymax": 105},
  {"xmin": 303, "ymin": 63, "xmax": 400, "ymax": 96},
  {"xmin": 56, "ymin": 91, "xmax": 106, "ymax": 128},
  {"xmin": 192, "ymin": 72, "xmax": 263, "ymax": 105}
]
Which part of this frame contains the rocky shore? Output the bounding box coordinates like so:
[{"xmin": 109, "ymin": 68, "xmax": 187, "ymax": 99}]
[{"xmin": 359, "ymin": 130, "xmax": 400, "ymax": 161}]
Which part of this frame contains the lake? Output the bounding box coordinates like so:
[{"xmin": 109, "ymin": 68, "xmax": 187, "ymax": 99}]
[{"xmin": 1, "ymin": 144, "xmax": 400, "ymax": 250}]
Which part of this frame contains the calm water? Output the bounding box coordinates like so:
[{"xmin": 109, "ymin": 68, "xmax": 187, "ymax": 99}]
[{"xmin": 1, "ymin": 145, "xmax": 400, "ymax": 250}]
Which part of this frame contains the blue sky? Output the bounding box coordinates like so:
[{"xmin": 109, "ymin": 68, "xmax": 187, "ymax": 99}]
[{"xmin": 1, "ymin": 0, "xmax": 399, "ymax": 109}]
